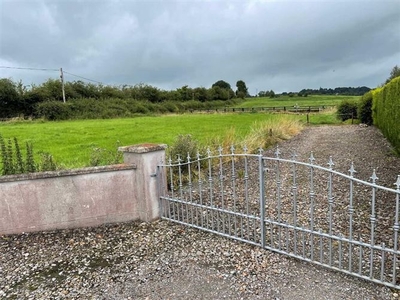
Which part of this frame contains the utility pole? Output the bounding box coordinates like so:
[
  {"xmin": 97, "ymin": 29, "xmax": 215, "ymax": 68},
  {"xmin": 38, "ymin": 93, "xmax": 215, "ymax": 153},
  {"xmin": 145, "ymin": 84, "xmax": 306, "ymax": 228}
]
[{"xmin": 60, "ymin": 67, "xmax": 66, "ymax": 103}]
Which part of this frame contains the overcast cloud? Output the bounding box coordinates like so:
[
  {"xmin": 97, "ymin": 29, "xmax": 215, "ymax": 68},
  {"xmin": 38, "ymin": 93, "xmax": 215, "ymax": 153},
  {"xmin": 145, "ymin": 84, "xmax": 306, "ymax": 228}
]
[{"xmin": 0, "ymin": 0, "xmax": 399, "ymax": 93}]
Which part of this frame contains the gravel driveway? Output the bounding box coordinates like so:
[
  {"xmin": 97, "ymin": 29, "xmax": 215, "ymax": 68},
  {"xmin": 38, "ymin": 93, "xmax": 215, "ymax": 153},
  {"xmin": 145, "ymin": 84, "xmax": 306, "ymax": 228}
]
[{"xmin": 1, "ymin": 125, "xmax": 399, "ymax": 299}]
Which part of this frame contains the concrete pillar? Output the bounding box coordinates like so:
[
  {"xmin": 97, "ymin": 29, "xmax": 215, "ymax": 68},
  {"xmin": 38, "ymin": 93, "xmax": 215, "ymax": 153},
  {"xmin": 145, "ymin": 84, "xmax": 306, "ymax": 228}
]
[{"xmin": 118, "ymin": 143, "xmax": 167, "ymax": 222}]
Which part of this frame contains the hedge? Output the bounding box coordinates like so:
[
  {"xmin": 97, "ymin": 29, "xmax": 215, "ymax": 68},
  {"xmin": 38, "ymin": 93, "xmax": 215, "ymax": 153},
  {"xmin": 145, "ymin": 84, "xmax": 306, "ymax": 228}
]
[{"xmin": 372, "ymin": 77, "xmax": 400, "ymax": 153}]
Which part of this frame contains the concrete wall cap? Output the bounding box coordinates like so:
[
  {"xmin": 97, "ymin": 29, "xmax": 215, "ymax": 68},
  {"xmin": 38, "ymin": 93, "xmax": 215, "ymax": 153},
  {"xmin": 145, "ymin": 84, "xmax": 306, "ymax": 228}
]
[
  {"xmin": 119, "ymin": 143, "xmax": 167, "ymax": 154},
  {"xmin": 0, "ymin": 164, "xmax": 136, "ymax": 183}
]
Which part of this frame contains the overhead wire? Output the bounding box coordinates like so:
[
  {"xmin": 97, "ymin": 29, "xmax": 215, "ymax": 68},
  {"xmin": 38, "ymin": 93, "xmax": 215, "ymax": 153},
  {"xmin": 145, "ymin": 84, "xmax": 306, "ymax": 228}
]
[
  {"xmin": 0, "ymin": 65, "xmax": 103, "ymax": 85},
  {"xmin": 0, "ymin": 65, "xmax": 59, "ymax": 72},
  {"xmin": 63, "ymin": 71, "xmax": 102, "ymax": 84}
]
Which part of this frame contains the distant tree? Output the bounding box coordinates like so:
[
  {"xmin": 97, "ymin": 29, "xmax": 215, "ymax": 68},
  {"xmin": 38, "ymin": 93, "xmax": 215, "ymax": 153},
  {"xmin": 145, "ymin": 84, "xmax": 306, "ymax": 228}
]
[
  {"xmin": 41, "ymin": 79, "xmax": 63, "ymax": 101},
  {"xmin": 258, "ymin": 91, "xmax": 266, "ymax": 97},
  {"xmin": 236, "ymin": 80, "xmax": 248, "ymax": 98},
  {"xmin": 385, "ymin": 65, "xmax": 400, "ymax": 84},
  {"xmin": 141, "ymin": 84, "xmax": 161, "ymax": 102},
  {"xmin": 209, "ymin": 86, "xmax": 230, "ymax": 100},
  {"xmin": 177, "ymin": 85, "xmax": 192, "ymax": 101},
  {"xmin": 193, "ymin": 87, "xmax": 209, "ymax": 102},
  {"xmin": 212, "ymin": 80, "xmax": 231, "ymax": 90},
  {"xmin": 269, "ymin": 90, "xmax": 276, "ymax": 98}
]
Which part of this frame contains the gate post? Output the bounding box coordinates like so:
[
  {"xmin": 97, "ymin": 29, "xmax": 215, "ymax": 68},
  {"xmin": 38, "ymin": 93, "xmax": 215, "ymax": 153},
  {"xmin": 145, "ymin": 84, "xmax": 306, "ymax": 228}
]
[{"xmin": 119, "ymin": 143, "xmax": 167, "ymax": 222}]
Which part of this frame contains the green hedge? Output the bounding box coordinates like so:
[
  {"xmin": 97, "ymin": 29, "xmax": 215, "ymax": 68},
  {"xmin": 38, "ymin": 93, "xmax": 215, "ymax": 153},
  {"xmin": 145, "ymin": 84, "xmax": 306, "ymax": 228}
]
[
  {"xmin": 33, "ymin": 98, "xmax": 242, "ymax": 121},
  {"xmin": 372, "ymin": 77, "xmax": 400, "ymax": 153}
]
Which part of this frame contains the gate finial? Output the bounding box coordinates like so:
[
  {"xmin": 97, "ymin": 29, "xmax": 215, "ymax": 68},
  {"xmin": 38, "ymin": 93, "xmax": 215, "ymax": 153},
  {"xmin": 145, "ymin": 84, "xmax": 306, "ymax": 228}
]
[
  {"xmin": 370, "ymin": 169, "xmax": 379, "ymax": 183},
  {"xmin": 274, "ymin": 146, "xmax": 281, "ymax": 158},
  {"xmin": 395, "ymin": 175, "xmax": 400, "ymax": 190},
  {"xmin": 327, "ymin": 156, "xmax": 334, "ymax": 170},
  {"xmin": 291, "ymin": 152, "xmax": 298, "ymax": 161},
  {"xmin": 218, "ymin": 146, "xmax": 223, "ymax": 156},
  {"xmin": 309, "ymin": 152, "xmax": 315, "ymax": 164},
  {"xmin": 207, "ymin": 147, "xmax": 211, "ymax": 158},
  {"xmin": 349, "ymin": 162, "xmax": 356, "ymax": 177}
]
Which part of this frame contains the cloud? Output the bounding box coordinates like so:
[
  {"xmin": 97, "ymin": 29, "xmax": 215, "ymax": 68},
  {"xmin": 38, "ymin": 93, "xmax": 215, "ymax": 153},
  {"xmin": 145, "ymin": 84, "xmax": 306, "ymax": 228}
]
[{"xmin": 0, "ymin": 0, "xmax": 399, "ymax": 93}]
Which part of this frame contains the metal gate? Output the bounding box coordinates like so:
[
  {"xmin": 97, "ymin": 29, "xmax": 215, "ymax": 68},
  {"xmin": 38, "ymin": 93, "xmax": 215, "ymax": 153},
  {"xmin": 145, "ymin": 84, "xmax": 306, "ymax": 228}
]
[{"xmin": 157, "ymin": 147, "xmax": 400, "ymax": 289}]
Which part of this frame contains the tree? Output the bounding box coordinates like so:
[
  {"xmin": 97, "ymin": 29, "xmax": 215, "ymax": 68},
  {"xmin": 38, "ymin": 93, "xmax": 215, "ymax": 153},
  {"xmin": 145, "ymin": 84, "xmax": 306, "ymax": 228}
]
[
  {"xmin": 208, "ymin": 86, "xmax": 229, "ymax": 100},
  {"xmin": 212, "ymin": 80, "xmax": 231, "ymax": 90},
  {"xmin": 0, "ymin": 78, "xmax": 21, "ymax": 118},
  {"xmin": 385, "ymin": 65, "xmax": 400, "ymax": 84},
  {"xmin": 193, "ymin": 87, "xmax": 209, "ymax": 102},
  {"xmin": 236, "ymin": 80, "xmax": 248, "ymax": 99},
  {"xmin": 269, "ymin": 90, "xmax": 276, "ymax": 98}
]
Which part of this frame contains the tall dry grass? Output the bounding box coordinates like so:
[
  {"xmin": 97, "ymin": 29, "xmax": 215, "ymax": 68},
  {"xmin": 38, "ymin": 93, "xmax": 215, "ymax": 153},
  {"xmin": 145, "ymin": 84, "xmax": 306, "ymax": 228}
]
[{"xmin": 208, "ymin": 116, "xmax": 304, "ymax": 154}]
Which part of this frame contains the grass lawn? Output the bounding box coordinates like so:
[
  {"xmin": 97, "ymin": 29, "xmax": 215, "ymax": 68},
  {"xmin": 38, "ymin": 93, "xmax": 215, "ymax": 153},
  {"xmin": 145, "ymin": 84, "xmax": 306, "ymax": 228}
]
[
  {"xmin": 0, "ymin": 109, "xmax": 347, "ymax": 169},
  {"xmin": 237, "ymin": 95, "xmax": 359, "ymax": 108}
]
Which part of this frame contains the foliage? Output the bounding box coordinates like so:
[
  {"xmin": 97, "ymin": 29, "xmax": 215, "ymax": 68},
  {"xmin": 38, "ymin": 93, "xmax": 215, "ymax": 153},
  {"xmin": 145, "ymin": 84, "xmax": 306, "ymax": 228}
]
[
  {"xmin": 357, "ymin": 91, "xmax": 373, "ymax": 125},
  {"xmin": 0, "ymin": 134, "xmax": 58, "ymax": 175},
  {"xmin": 336, "ymin": 99, "xmax": 358, "ymax": 121},
  {"xmin": 212, "ymin": 80, "xmax": 231, "ymax": 90},
  {"xmin": 372, "ymin": 77, "xmax": 400, "ymax": 153},
  {"xmin": 167, "ymin": 134, "xmax": 204, "ymax": 164},
  {"xmin": 89, "ymin": 141, "xmax": 123, "ymax": 166},
  {"xmin": 385, "ymin": 65, "xmax": 400, "ymax": 84},
  {"xmin": 236, "ymin": 80, "xmax": 248, "ymax": 98},
  {"xmin": 36, "ymin": 101, "xmax": 72, "ymax": 120},
  {"xmin": 299, "ymin": 86, "xmax": 370, "ymax": 96},
  {"xmin": 0, "ymin": 78, "xmax": 21, "ymax": 118},
  {"xmin": 207, "ymin": 116, "xmax": 303, "ymax": 154},
  {"xmin": 258, "ymin": 90, "xmax": 276, "ymax": 98}
]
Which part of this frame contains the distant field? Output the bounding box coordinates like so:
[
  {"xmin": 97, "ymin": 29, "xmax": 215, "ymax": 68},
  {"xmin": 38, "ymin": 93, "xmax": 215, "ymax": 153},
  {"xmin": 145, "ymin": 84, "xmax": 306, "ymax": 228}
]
[
  {"xmin": 0, "ymin": 110, "xmax": 346, "ymax": 169},
  {"xmin": 237, "ymin": 95, "xmax": 359, "ymax": 108}
]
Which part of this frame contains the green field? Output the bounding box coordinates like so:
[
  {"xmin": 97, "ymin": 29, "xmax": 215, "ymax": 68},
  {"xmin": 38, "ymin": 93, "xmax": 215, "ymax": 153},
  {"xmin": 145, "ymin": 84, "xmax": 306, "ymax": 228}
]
[
  {"xmin": 236, "ymin": 95, "xmax": 359, "ymax": 108},
  {"xmin": 0, "ymin": 113, "xmax": 307, "ymax": 168},
  {"xmin": 0, "ymin": 94, "xmax": 350, "ymax": 169}
]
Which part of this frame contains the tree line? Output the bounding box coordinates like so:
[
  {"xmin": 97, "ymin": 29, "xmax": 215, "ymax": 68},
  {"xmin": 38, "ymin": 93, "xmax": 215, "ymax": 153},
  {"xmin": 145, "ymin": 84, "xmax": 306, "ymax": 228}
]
[{"xmin": 0, "ymin": 78, "xmax": 250, "ymax": 119}]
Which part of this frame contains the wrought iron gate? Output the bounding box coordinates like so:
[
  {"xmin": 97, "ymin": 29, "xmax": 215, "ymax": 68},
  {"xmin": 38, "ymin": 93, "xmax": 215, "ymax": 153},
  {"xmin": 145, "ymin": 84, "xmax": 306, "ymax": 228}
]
[{"xmin": 157, "ymin": 147, "xmax": 400, "ymax": 289}]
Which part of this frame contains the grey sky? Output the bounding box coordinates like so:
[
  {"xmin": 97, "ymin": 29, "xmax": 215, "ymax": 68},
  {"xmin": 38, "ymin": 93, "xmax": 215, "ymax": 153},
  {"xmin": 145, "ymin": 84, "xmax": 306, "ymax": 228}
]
[{"xmin": 0, "ymin": 0, "xmax": 399, "ymax": 94}]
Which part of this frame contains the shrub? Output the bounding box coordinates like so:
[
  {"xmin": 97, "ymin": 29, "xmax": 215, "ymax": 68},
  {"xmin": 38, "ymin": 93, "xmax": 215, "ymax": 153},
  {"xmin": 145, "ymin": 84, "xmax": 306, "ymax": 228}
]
[
  {"xmin": 167, "ymin": 134, "xmax": 204, "ymax": 163},
  {"xmin": 358, "ymin": 91, "xmax": 373, "ymax": 125},
  {"xmin": 0, "ymin": 135, "xmax": 58, "ymax": 175},
  {"xmin": 167, "ymin": 135, "xmax": 206, "ymax": 188},
  {"xmin": 36, "ymin": 101, "xmax": 72, "ymax": 120},
  {"xmin": 336, "ymin": 99, "xmax": 358, "ymax": 121},
  {"xmin": 89, "ymin": 141, "xmax": 123, "ymax": 166}
]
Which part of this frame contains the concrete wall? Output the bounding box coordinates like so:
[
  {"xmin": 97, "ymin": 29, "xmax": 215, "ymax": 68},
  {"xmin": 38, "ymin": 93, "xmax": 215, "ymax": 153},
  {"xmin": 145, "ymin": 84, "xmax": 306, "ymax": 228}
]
[{"xmin": 0, "ymin": 143, "xmax": 166, "ymax": 236}]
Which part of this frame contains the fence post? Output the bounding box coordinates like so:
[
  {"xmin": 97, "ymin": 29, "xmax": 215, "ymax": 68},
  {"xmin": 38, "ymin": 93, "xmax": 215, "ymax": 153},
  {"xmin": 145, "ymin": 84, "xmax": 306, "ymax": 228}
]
[
  {"xmin": 119, "ymin": 143, "xmax": 167, "ymax": 222},
  {"xmin": 259, "ymin": 151, "xmax": 266, "ymax": 248}
]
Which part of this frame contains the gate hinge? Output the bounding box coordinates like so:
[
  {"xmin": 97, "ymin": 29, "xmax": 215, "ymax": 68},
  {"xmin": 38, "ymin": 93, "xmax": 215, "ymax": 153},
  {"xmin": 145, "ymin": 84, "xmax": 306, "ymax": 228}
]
[{"xmin": 150, "ymin": 173, "xmax": 157, "ymax": 177}]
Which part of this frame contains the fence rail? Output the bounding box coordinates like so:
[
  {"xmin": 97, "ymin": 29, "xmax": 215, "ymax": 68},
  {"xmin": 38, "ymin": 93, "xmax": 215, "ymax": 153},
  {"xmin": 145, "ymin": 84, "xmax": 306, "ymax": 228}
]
[
  {"xmin": 158, "ymin": 148, "xmax": 400, "ymax": 289},
  {"xmin": 191, "ymin": 105, "xmax": 334, "ymax": 114}
]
